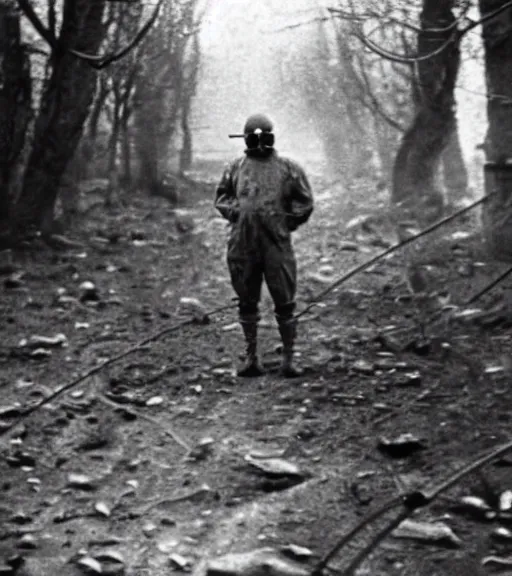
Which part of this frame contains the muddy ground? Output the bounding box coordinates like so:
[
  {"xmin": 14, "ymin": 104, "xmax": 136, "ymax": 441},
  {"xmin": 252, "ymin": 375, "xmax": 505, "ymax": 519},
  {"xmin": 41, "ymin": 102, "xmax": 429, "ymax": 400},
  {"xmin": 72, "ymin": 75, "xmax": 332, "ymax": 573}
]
[{"xmin": 0, "ymin": 169, "xmax": 511, "ymax": 576}]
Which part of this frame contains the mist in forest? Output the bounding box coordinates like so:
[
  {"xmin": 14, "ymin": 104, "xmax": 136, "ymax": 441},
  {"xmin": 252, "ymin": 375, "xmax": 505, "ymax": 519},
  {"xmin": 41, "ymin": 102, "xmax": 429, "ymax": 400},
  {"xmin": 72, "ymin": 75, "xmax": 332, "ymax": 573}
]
[
  {"xmin": 192, "ymin": 0, "xmax": 488, "ymax": 184},
  {"xmin": 192, "ymin": 0, "xmax": 329, "ymax": 174}
]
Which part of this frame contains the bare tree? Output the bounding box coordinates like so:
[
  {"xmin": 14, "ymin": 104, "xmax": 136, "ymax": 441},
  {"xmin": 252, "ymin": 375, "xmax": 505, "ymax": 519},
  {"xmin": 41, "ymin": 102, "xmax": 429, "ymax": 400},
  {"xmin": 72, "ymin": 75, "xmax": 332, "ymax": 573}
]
[
  {"xmin": 133, "ymin": 0, "xmax": 202, "ymax": 197},
  {"xmin": 0, "ymin": 0, "xmax": 165, "ymax": 243},
  {"xmin": 479, "ymin": 0, "xmax": 512, "ymax": 260},
  {"xmin": 0, "ymin": 0, "xmax": 32, "ymax": 236}
]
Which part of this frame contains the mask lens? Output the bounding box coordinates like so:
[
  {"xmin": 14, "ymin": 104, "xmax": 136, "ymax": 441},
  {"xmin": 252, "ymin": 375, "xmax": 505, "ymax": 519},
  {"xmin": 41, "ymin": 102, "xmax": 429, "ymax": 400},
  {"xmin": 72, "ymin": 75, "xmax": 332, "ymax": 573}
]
[
  {"xmin": 245, "ymin": 133, "xmax": 260, "ymax": 149},
  {"xmin": 260, "ymin": 132, "xmax": 274, "ymax": 148}
]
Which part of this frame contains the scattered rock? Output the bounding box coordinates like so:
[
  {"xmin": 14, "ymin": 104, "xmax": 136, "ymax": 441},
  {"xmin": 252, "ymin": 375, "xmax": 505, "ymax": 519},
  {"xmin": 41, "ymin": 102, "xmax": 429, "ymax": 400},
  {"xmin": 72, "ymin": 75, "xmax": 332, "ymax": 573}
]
[
  {"xmin": 0, "ymin": 405, "xmax": 23, "ymax": 419},
  {"xmin": 205, "ymin": 548, "xmax": 310, "ymax": 576},
  {"xmin": 179, "ymin": 297, "xmax": 209, "ymax": 324},
  {"xmin": 392, "ymin": 519, "xmax": 461, "ymax": 547},
  {"xmin": 351, "ymin": 359, "xmax": 374, "ymax": 375},
  {"xmin": 279, "ymin": 544, "xmax": 313, "ymax": 561},
  {"xmin": 377, "ymin": 433, "xmax": 426, "ymax": 458},
  {"xmin": 146, "ymin": 396, "xmax": 164, "ymax": 407},
  {"xmin": 451, "ymin": 495, "xmax": 496, "ymax": 521},
  {"xmin": 491, "ymin": 527, "xmax": 512, "ymax": 542},
  {"xmin": 67, "ymin": 473, "xmax": 97, "ymax": 491},
  {"xmin": 169, "ymin": 553, "xmax": 193, "ymax": 572},
  {"xmin": 4, "ymin": 272, "xmax": 24, "ymax": 289},
  {"xmin": 245, "ymin": 455, "xmax": 304, "ymax": 479},
  {"xmin": 17, "ymin": 533, "xmax": 38, "ymax": 549},
  {"xmin": 77, "ymin": 556, "xmax": 103, "ymax": 574},
  {"xmin": 500, "ymin": 490, "xmax": 512, "ymax": 511},
  {"xmin": 94, "ymin": 502, "xmax": 111, "ymax": 518},
  {"xmin": 189, "ymin": 437, "xmax": 215, "ymax": 461},
  {"xmin": 142, "ymin": 521, "xmax": 157, "ymax": 536},
  {"xmin": 79, "ymin": 281, "xmax": 100, "ymax": 303}
]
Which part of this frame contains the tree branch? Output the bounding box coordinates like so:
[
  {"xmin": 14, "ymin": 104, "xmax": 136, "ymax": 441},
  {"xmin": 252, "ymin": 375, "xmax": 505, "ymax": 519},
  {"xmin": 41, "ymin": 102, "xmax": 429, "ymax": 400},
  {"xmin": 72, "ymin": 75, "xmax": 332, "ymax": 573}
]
[
  {"xmin": 355, "ymin": 53, "xmax": 406, "ymax": 132},
  {"xmin": 68, "ymin": 0, "xmax": 164, "ymax": 69},
  {"xmin": 460, "ymin": 0, "xmax": 512, "ymax": 37},
  {"xmin": 16, "ymin": 0, "xmax": 57, "ymax": 48},
  {"xmin": 47, "ymin": 0, "xmax": 56, "ymax": 37}
]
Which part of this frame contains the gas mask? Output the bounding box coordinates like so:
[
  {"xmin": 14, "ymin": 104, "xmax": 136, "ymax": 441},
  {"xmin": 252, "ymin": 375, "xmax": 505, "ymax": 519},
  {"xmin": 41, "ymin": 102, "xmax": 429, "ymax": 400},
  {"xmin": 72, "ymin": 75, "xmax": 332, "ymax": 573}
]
[
  {"xmin": 244, "ymin": 128, "xmax": 275, "ymax": 151},
  {"xmin": 229, "ymin": 114, "xmax": 275, "ymax": 157}
]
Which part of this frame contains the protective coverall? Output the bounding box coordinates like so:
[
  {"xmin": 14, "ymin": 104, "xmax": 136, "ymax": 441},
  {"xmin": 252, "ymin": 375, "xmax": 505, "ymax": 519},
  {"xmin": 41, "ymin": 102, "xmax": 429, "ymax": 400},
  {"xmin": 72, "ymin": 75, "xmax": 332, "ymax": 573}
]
[{"xmin": 215, "ymin": 135, "xmax": 314, "ymax": 377}]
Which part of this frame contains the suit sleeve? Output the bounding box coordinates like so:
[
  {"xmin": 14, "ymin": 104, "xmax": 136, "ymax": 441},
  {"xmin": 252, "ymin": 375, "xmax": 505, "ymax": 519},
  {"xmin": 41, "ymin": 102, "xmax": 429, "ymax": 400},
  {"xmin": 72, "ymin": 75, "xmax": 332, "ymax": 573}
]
[
  {"xmin": 214, "ymin": 161, "xmax": 240, "ymax": 223},
  {"xmin": 286, "ymin": 161, "xmax": 314, "ymax": 231}
]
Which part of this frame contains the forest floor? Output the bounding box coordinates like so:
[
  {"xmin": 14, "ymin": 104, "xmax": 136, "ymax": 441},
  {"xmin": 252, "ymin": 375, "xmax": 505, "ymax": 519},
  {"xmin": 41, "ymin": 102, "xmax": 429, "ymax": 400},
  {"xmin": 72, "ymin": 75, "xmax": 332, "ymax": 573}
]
[{"xmin": 1, "ymin": 166, "xmax": 512, "ymax": 576}]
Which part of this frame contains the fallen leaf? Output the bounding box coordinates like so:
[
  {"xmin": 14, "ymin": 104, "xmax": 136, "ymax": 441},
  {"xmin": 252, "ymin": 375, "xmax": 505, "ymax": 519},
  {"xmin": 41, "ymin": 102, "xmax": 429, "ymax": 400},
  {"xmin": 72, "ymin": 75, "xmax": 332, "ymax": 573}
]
[
  {"xmin": 501, "ymin": 490, "xmax": 512, "ymax": 512},
  {"xmin": 67, "ymin": 473, "xmax": 96, "ymax": 490},
  {"xmin": 77, "ymin": 556, "xmax": 103, "ymax": 574},
  {"xmin": 482, "ymin": 555, "xmax": 512, "ymax": 568},
  {"xmin": 491, "ymin": 527, "xmax": 512, "ymax": 541},
  {"xmin": 485, "ymin": 365, "xmax": 504, "ymax": 375},
  {"xmin": 93, "ymin": 550, "xmax": 124, "ymax": 565},
  {"xmin": 245, "ymin": 455, "xmax": 304, "ymax": 478},
  {"xmin": 146, "ymin": 396, "xmax": 164, "ymax": 407},
  {"xmin": 452, "ymin": 496, "xmax": 496, "ymax": 521},
  {"xmin": 94, "ymin": 502, "xmax": 111, "ymax": 518},
  {"xmin": 169, "ymin": 553, "xmax": 193, "ymax": 571},
  {"xmin": 280, "ymin": 544, "xmax": 313, "ymax": 560},
  {"xmin": 157, "ymin": 536, "xmax": 179, "ymax": 554},
  {"xmin": 393, "ymin": 519, "xmax": 461, "ymax": 547},
  {"xmin": 179, "ymin": 297, "xmax": 209, "ymax": 324},
  {"xmin": 351, "ymin": 359, "xmax": 374, "ymax": 375}
]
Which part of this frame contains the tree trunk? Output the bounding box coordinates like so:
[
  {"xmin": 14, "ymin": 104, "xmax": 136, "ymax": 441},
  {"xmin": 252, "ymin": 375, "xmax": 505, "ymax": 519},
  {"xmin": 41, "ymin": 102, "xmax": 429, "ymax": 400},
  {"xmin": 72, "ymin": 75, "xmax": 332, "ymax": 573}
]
[
  {"xmin": 392, "ymin": 0, "xmax": 459, "ymax": 226},
  {"xmin": 120, "ymin": 108, "xmax": 132, "ymax": 190},
  {"xmin": 106, "ymin": 97, "xmax": 120, "ymax": 206},
  {"xmin": 441, "ymin": 119, "xmax": 469, "ymax": 205},
  {"xmin": 479, "ymin": 0, "xmax": 512, "ymax": 260},
  {"xmin": 0, "ymin": 0, "xmax": 32, "ymax": 233},
  {"xmin": 11, "ymin": 0, "xmax": 107, "ymax": 238},
  {"xmin": 179, "ymin": 106, "xmax": 192, "ymax": 175}
]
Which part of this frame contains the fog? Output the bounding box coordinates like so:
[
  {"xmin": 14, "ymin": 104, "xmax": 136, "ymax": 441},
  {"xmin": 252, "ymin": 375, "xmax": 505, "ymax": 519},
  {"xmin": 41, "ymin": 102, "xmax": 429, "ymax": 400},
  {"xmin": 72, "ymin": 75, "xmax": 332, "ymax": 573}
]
[
  {"xmin": 192, "ymin": 0, "xmax": 328, "ymax": 173},
  {"xmin": 192, "ymin": 0, "xmax": 488, "ymax": 183}
]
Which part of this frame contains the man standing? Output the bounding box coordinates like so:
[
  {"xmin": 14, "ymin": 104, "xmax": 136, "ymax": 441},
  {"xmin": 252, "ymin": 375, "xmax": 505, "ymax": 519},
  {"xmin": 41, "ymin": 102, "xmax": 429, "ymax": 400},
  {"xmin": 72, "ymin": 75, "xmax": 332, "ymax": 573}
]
[{"xmin": 215, "ymin": 114, "xmax": 314, "ymax": 378}]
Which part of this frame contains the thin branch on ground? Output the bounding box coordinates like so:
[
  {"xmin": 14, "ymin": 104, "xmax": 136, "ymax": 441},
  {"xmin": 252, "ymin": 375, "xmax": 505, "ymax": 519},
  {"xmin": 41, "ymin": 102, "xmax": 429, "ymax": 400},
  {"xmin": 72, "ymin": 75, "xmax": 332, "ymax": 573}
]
[
  {"xmin": 314, "ymin": 437, "xmax": 512, "ymax": 576},
  {"xmin": 295, "ymin": 193, "xmax": 495, "ymax": 321},
  {"xmin": 97, "ymin": 393, "xmax": 191, "ymax": 452},
  {"xmin": 0, "ymin": 301, "xmax": 237, "ymax": 437},
  {"xmin": 465, "ymin": 264, "xmax": 512, "ymax": 305},
  {"xmin": 372, "ymin": 381, "xmax": 443, "ymax": 426},
  {"xmin": 135, "ymin": 484, "xmax": 211, "ymax": 515}
]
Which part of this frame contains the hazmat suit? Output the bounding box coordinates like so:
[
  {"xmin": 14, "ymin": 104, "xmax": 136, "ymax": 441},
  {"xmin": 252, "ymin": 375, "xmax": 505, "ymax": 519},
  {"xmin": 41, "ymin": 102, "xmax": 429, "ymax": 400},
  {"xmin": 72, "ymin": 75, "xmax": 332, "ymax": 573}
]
[{"xmin": 214, "ymin": 114, "xmax": 314, "ymax": 377}]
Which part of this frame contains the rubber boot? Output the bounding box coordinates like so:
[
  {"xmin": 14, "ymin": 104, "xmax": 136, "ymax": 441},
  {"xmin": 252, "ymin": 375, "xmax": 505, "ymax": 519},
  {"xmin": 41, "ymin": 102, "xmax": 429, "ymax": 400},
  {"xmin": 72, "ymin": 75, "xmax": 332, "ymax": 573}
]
[
  {"xmin": 237, "ymin": 320, "xmax": 265, "ymax": 377},
  {"xmin": 277, "ymin": 317, "xmax": 303, "ymax": 378}
]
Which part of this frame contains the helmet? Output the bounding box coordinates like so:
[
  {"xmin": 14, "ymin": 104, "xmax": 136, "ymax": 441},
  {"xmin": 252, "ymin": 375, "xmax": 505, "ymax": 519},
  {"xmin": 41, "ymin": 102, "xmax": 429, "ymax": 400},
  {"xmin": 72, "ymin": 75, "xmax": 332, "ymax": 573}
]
[
  {"xmin": 244, "ymin": 113, "xmax": 274, "ymax": 134},
  {"xmin": 243, "ymin": 114, "xmax": 275, "ymax": 151}
]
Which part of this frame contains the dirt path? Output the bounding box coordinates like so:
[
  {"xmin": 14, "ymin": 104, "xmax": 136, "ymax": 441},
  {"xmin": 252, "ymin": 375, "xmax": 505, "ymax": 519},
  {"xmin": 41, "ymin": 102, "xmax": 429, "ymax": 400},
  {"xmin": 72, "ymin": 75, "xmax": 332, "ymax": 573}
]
[{"xmin": 1, "ymin": 177, "xmax": 511, "ymax": 576}]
